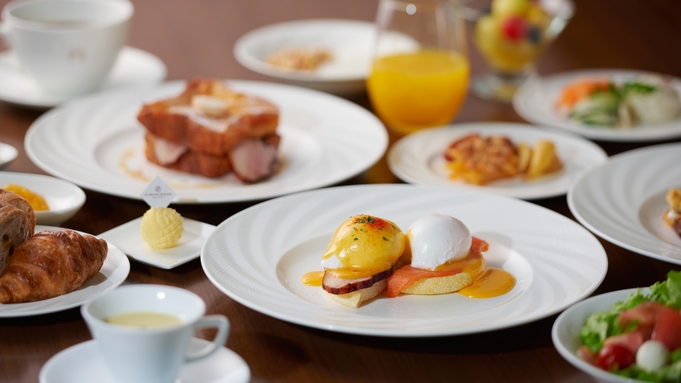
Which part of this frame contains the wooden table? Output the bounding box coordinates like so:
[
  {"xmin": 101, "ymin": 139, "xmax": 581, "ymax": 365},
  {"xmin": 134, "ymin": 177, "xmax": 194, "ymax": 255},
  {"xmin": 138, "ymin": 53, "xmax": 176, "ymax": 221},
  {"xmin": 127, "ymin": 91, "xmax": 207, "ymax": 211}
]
[{"xmin": 1, "ymin": 0, "xmax": 680, "ymax": 382}]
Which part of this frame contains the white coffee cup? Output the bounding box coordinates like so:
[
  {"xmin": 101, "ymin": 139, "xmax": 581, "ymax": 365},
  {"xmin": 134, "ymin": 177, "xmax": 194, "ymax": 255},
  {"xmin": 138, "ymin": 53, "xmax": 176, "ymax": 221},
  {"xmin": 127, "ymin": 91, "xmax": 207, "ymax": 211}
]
[
  {"xmin": 0, "ymin": 0, "xmax": 133, "ymax": 96},
  {"xmin": 81, "ymin": 284, "xmax": 229, "ymax": 383}
]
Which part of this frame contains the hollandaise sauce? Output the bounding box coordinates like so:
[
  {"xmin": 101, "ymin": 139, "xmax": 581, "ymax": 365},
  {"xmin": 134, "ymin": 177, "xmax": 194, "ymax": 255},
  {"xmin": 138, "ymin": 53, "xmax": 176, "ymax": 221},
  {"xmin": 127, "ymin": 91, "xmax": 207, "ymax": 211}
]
[
  {"xmin": 459, "ymin": 268, "xmax": 516, "ymax": 299},
  {"xmin": 301, "ymin": 271, "xmax": 324, "ymax": 286},
  {"xmin": 320, "ymin": 215, "xmax": 405, "ymax": 279}
]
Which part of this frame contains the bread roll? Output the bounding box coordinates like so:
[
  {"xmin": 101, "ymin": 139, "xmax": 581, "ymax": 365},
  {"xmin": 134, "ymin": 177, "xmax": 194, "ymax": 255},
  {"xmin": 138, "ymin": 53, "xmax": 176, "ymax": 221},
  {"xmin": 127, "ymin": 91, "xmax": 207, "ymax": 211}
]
[
  {"xmin": 0, "ymin": 189, "xmax": 35, "ymax": 233},
  {"xmin": 0, "ymin": 204, "xmax": 32, "ymax": 275}
]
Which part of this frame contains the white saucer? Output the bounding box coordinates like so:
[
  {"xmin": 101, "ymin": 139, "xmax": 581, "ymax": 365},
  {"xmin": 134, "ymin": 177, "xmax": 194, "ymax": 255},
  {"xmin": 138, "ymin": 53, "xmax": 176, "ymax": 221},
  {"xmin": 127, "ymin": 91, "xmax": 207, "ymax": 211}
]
[
  {"xmin": 39, "ymin": 338, "xmax": 250, "ymax": 383},
  {"xmin": 0, "ymin": 142, "xmax": 18, "ymax": 169},
  {"xmin": 99, "ymin": 217, "xmax": 216, "ymax": 269},
  {"xmin": 0, "ymin": 46, "xmax": 167, "ymax": 109}
]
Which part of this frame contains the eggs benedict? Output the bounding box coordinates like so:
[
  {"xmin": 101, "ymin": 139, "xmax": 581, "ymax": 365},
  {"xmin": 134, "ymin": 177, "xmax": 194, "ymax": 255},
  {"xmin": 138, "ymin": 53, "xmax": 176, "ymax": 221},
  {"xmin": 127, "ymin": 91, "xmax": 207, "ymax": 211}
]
[
  {"xmin": 320, "ymin": 214, "xmax": 406, "ymax": 308},
  {"xmin": 387, "ymin": 214, "xmax": 499, "ymax": 297}
]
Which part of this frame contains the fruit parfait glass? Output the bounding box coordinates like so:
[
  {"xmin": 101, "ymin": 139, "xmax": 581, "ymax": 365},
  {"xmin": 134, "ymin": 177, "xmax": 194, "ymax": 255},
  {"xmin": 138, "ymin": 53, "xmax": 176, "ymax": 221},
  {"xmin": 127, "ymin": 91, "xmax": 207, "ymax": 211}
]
[
  {"xmin": 367, "ymin": 0, "xmax": 470, "ymax": 136},
  {"xmin": 464, "ymin": 0, "xmax": 574, "ymax": 102}
]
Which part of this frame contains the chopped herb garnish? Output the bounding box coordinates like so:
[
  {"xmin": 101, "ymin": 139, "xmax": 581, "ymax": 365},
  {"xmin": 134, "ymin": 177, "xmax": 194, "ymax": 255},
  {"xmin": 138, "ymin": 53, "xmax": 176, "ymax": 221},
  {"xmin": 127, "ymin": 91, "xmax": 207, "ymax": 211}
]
[
  {"xmin": 382, "ymin": 237, "xmax": 388, "ymax": 241},
  {"xmin": 354, "ymin": 238, "xmax": 358, "ymax": 241}
]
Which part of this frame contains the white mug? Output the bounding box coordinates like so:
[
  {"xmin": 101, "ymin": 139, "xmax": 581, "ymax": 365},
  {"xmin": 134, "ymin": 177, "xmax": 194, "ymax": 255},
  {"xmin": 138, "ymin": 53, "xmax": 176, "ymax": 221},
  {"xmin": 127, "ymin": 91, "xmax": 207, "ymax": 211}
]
[
  {"xmin": 0, "ymin": 0, "xmax": 133, "ymax": 96},
  {"xmin": 81, "ymin": 284, "xmax": 230, "ymax": 383}
]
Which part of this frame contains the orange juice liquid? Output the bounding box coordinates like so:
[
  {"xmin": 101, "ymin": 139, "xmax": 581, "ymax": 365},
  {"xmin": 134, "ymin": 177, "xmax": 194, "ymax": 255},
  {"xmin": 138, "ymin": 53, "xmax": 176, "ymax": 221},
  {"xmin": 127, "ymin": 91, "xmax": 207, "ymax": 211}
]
[{"xmin": 367, "ymin": 50, "xmax": 469, "ymax": 135}]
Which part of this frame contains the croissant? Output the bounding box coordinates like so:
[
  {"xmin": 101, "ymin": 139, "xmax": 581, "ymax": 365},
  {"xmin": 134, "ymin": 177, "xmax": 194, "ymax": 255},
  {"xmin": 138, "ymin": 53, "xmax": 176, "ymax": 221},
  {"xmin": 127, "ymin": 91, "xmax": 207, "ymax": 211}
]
[{"xmin": 0, "ymin": 229, "xmax": 108, "ymax": 303}]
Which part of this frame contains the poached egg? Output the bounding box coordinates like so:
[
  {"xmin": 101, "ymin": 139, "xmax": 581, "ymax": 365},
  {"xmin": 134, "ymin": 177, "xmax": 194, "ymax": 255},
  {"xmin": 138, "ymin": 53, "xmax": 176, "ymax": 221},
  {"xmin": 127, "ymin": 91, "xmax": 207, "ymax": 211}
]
[{"xmin": 407, "ymin": 214, "xmax": 472, "ymax": 270}]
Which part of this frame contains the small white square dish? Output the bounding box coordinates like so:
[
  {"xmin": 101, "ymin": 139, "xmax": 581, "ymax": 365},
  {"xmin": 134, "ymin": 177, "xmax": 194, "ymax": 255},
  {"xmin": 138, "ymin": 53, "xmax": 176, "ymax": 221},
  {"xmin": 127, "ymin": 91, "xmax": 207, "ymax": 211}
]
[{"xmin": 99, "ymin": 217, "xmax": 216, "ymax": 269}]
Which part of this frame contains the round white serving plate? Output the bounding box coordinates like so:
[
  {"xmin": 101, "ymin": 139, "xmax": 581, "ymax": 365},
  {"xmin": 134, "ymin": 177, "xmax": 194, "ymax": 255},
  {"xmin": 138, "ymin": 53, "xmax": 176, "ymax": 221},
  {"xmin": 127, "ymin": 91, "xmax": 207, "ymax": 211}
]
[
  {"xmin": 24, "ymin": 80, "xmax": 387, "ymax": 204},
  {"xmin": 514, "ymin": 69, "xmax": 681, "ymax": 142},
  {"xmin": 568, "ymin": 142, "xmax": 681, "ymax": 265},
  {"xmin": 202, "ymin": 184, "xmax": 608, "ymax": 337}
]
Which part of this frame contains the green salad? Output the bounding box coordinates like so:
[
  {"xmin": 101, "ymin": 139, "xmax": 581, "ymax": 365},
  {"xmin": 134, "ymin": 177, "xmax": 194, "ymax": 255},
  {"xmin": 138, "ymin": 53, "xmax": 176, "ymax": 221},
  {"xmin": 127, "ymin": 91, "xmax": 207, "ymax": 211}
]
[{"xmin": 579, "ymin": 271, "xmax": 681, "ymax": 382}]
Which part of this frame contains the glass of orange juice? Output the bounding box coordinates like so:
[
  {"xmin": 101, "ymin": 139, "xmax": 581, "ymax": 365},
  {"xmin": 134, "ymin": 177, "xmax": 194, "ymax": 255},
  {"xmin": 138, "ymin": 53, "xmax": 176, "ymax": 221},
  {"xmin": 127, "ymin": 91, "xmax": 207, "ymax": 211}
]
[{"xmin": 367, "ymin": 0, "xmax": 470, "ymax": 136}]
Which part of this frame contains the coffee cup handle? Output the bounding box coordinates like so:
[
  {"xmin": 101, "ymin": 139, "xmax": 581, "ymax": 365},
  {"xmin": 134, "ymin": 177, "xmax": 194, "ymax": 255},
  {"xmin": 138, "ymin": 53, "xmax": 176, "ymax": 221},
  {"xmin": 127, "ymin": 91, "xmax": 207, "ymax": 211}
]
[{"xmin": 186, "ymin": 315, "xmax": 230, "ymax": 362}]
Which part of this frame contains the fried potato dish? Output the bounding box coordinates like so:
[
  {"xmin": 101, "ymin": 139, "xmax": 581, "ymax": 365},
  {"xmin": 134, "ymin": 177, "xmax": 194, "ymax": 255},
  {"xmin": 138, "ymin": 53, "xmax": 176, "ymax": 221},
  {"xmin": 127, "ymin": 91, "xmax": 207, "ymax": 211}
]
[{"xmin": 444, "ymin": 134, "xmax": 563, "ymax": 185}]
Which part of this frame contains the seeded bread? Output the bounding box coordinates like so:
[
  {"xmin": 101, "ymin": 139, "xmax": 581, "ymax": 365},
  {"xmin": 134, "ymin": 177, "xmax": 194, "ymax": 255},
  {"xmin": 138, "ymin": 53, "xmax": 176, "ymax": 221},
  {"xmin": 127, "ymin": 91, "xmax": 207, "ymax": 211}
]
[{"xmin": 0, "ymin": 203, "xmax": 32, "ymax": 275}]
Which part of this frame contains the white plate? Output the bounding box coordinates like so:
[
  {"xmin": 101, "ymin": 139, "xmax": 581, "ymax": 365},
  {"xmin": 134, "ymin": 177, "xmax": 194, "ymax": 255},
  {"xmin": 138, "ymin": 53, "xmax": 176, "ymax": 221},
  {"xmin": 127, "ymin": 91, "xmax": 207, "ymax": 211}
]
[
  {"xmin": 39, "ymin": 338, "xmax": 250, "ymax": 383},
  {"xmin": 99, "ymin": 217, "xmax": 216, "ymax": 269},
  {"xmin": 0, "ymin": 172, "xmax": 86, "ymax": 226},
  {"xmin": 234, "ymin": 19, "xmax": 374, "ymax": 96},
  {"xmin": 513, "ymin": 69, "xmax": 681, "ymax": 142},
  {"xmin": 0, "ymin": 46, "xmax": 167, "ymax": 109},
  {"xmin": 201, "ymin": 184, "xmax": 608, "ymax": 337},
  {"xmin": 387, "ymin": 123, "xmax": 608, "ymax": 200},
  {"xmin": 0, "ymin": 142, "xmax": 18, "ymax": 169},
  {"xmin": 552, "ymin": 288, "xmax": 646, "ymax": 383},
  {"xmin": 568, "ymin": 143, "xmax": 681, "ymax": 265},
  {"xmin": 24, "ymin": 80, "xmax": 387, "ymax": 204},
  {"xmin": 0, "ymin": 226, "xmax": 130, "ymax": 318}
]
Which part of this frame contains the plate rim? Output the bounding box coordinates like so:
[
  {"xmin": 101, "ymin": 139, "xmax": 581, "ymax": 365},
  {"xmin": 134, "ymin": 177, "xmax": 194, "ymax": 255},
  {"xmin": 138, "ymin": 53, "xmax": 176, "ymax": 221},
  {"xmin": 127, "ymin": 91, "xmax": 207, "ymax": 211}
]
[
  {"xmin": 567, "ymin": 142, "xmax": 681, "ymax": 265},
  {"xmin": 0, "ymin": 142, "xmax": 19, "ymax": 169},
  {"xmin": 0, "ymin": 225, "xmax": 130, "ymax": 318},
  {"xmin": 513, "ymin": 68, "xmax": 681, "ymax": 142},
  {"xmin": 387, "ymin": 122, "xmax": 608, "ymax": 200},
  {"xmin": 24, "ymin": 79, "xmax": 388, "ymax": 204},
  {"xmin": 201, "ymin": 183, "xmax": 608, "ymax": 337}
]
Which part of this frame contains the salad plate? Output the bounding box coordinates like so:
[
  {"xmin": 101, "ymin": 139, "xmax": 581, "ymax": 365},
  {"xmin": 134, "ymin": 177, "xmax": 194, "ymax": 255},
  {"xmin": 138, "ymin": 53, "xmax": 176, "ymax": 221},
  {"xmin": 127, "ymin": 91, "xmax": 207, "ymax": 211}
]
[
  {"xmin": 99, "ymin": 217, "xmax": 216, "ymax": 269},
  {"xmin": 387, "ymin": 123, "xmax": 607, "ymax": 200},
  {"xmin": 553, "ymin": 288, "xmax": 649, "ymax": 383},
  {"xmin": 39, "ymin": 338, "xmax": 250, "ymax": 383},
  {"xmin": 24, "ymin": 80, "xmax": 387, "ymax": 204},
  {"xmin": 0, "ymin": 46, "xmax": 167, "ymax": 109},
  {"xmin": 201, "ymin": 184, "xmax": 608, "ymax": 337},
  {"xmin": 0, "ymin": 142, "xmax": 18, "ymax": 170},
  {"xmin": 0, "ymin": 226, "xmax": 130, "ymax": 318},
  {"xmin": 513, "ymin": 69, "xmax": 681, "ymax": 142},
  {"xmin": 234, "ymin": 19, "xmax": 374, "ymax": 97},
  {"xmin": 568, "ymin": 143, "xmax": 681, "ymax": 265},
  {"xmin": 0, "ymin": 172, "xmax": 86, "ymax": 226}
]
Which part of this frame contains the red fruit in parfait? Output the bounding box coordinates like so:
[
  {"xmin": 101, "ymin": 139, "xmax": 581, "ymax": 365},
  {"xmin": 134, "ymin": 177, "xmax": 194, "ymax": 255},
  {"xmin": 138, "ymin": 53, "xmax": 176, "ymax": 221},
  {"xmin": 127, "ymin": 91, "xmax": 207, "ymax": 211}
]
[{"xmin": 501, "ymin": 15, "xmax": 527, "ymax": 41}]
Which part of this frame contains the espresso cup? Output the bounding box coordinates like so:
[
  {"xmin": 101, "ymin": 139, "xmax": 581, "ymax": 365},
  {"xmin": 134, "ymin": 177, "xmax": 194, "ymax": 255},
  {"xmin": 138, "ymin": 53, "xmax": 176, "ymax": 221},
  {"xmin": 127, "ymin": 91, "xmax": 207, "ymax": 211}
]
[
  {"xmin": 81, "ymin": 284, "xmax": 229, "ymax": 383},
  {"xmin": 0, "ymin": 0, "xmax": 133, "ymax": 96}
]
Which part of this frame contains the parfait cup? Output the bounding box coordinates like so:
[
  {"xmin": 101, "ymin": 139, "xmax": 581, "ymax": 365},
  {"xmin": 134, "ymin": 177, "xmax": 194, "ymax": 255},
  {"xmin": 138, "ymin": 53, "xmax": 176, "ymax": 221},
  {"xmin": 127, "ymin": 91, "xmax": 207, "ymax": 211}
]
[
  {"xmin": 367, "ymin": 0, "xmax": 470, "ymax": 136},
  {"xmin": 463, "ymin": 0, "xmax": 574, "ymax": 102}
]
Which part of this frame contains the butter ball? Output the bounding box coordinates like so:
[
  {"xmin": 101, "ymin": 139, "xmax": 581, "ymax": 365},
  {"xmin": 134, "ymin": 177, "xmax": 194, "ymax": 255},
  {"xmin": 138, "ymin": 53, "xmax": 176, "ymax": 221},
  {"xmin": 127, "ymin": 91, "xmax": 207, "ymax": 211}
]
[{"xmin": 140, "ymin": 207, "xmax": 183, "ymax": 249}]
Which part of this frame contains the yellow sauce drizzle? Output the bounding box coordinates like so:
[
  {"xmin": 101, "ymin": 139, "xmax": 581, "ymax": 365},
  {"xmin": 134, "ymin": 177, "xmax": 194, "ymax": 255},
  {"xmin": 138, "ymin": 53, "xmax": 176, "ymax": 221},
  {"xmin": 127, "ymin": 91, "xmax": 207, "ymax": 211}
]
[
  {"xmin": 458, "ymin": 268, "xmax": 516, "ymax": 298},
  {"xmin": 301, "ymin": 271, "xmax": 324, "ymax": 286}
]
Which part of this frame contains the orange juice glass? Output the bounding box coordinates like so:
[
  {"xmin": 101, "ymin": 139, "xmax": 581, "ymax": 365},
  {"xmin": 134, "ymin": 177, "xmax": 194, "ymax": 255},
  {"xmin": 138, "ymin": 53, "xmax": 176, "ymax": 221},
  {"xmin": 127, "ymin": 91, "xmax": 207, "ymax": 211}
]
[{"xmin": 368, "ymin": 0, "xmax": 469, "ymax": 135}]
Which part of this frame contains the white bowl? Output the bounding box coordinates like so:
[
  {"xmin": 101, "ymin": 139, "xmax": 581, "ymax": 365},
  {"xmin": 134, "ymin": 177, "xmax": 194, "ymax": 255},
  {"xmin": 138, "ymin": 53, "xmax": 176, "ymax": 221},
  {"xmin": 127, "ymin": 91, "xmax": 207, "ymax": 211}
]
[
  {"xmin": 0, "ymin": 142, "xmax": 18, "ymax": 170},
  {"xmin": 0, "ymin": 172, "xmax": 86, "ymax": 225},
  {"xmin": 552, "ymin": 288, "xmax": 649, "ymax": 383},
  {"xmin": 234, "ymin": 19, "xmax": 375, "ymax": 97}
]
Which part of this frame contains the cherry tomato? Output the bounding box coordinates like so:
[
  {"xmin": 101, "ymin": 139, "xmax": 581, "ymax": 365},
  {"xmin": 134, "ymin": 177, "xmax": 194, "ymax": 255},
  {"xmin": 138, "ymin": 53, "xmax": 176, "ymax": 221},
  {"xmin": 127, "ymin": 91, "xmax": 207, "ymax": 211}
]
[
  {"xmin": 597, "ymin": 343, "xmax": 635, "ymax": 371},
  {"xmin": 652, "ymin": 306, "xmax": 681, "ymax": 352},
  {"xmin": 501, "ymin": 16, "xmax": 527, "ymax": 41}
]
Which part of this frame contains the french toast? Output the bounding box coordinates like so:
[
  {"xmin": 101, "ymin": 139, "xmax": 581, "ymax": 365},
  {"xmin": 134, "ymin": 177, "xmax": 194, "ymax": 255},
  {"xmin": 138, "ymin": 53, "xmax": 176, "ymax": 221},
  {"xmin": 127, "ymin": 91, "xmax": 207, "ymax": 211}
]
[{"xmin": 137, "ymin": 78, "xmax": 281, "ymax": 181}]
